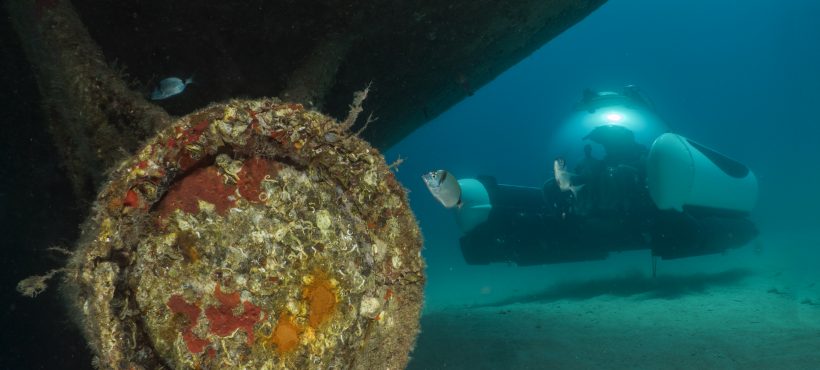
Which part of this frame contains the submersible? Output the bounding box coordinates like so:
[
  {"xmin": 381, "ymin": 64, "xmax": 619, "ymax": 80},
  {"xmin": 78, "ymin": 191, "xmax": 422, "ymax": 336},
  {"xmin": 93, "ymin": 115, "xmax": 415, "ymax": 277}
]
[{"xmin": 429, "ymin": 87, "xmax": 759, "ymax": 267}]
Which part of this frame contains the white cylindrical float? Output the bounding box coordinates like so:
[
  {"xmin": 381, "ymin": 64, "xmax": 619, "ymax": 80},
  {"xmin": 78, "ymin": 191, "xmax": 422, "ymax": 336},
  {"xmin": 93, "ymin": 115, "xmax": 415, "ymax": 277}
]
[
  {"xmin": 647, "ymin": 133, "xmax": 757, "ymax": 213},
  {"xmin": 454, "ymin": 179, "xmax": 492, "ymax": 234}
]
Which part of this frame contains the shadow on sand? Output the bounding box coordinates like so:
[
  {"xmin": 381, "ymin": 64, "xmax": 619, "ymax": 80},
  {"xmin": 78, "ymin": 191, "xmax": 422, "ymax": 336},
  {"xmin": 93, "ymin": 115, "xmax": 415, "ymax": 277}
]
[
  {"xmin": 408, "ymin": 269, "xmax": 756, "ymax": 369},
  {"xmin": 475, "ymin": 268, "xmax": 753, "ymax": 308}
]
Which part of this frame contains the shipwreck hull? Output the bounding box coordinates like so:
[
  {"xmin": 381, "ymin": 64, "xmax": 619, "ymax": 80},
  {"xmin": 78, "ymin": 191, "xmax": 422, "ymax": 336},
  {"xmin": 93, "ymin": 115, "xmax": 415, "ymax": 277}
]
[{"xmin": 4, "ymin": 0, "xmax": 605, "ymax": 368}]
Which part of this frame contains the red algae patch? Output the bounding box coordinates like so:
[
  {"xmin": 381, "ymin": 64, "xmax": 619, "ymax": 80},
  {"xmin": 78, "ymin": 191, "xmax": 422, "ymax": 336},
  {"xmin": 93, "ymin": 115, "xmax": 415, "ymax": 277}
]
[
  {"xmin": 165, "ymin": 284, "xmax": 264, "ymax": 355},
  {"xmin": 237, "ymin": 157, "xmax": 280, "ymax": 202},
  {"xmin": 122, "ymin": 189, "xmax": 141, "ymax": 208},
  {"xmin": 155, "ymin": 156, "xmax": 280, "ymax": 223},
  {"xmin": 166, "ymin": 295, "xmax": 209, "ymax": 353},
  {"xmin": 205, "ymin": 284, "xmax": 263, "ymax": 345},
  {"xmin": 155, "ymin": 166, "xmax": 235, "ymax": 219}
]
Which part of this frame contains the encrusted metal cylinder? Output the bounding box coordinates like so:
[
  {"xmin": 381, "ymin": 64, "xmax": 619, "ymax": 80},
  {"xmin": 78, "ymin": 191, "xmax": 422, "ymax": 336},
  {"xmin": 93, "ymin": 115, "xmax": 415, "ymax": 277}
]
[{"xmin": 66, "ymin": 99, "xmax": 424, "ymax": 369}]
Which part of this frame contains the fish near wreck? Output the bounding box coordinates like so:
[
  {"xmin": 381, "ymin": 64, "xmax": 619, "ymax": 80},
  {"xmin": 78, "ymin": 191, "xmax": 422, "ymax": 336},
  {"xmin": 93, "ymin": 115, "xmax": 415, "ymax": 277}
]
[
  {"xmin": 422, "ymin": 169, "xmax": 462, "ymax": 208},
  {"xmin": 151, "ymin": 76, "xmax": 194, "ymax": 100},
  {"xmin": 554, "ymin": 157, "xmax": 584, "ymax": 198}
]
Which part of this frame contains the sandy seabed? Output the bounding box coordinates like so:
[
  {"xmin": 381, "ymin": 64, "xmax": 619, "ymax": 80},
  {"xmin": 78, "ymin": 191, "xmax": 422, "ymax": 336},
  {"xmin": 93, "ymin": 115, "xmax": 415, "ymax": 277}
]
[{"xmin": 407, "ymin": 236, "xmax": 820, "ymax": 369}]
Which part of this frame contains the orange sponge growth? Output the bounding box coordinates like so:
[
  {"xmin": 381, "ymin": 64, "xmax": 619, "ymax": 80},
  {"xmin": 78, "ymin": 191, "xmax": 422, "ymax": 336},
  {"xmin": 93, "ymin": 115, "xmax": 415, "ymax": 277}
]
[
  {"xmin": 268, "ymin": 314, "xmax": 301, "ymax": 354},
  {"xmin": 303, "ymin": 272, "xmax": 337, "ymax": 329}
]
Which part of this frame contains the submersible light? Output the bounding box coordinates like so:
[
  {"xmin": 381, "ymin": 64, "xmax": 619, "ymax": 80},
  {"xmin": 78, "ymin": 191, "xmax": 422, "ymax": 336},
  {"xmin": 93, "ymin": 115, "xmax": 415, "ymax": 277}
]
[{"xmin": 604, "ymin": 112, "xmax": 624, "ymax": 122}]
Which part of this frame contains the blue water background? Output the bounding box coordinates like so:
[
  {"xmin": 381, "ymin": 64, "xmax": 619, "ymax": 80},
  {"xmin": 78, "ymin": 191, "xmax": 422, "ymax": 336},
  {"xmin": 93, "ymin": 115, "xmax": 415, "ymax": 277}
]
[{"xmin": 387, "ymin": 0, "xmax": 820, "ymax": 311}]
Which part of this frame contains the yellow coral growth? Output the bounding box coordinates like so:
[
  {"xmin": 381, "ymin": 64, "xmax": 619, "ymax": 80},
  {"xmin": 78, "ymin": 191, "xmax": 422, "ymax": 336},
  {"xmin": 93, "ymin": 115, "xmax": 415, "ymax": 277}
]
[
  {"xmin": 303, "ymin": 272, "xmax": 337, "ymax": 329},
  {"xmin": 262, "ymin": 314, "xmax": 301, "ymax": 354}
]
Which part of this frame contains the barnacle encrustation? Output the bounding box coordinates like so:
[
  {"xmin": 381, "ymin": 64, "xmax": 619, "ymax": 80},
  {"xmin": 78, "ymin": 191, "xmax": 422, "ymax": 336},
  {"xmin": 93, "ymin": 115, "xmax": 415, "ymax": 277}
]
[{"xmin": 63, "ymin": 98, "xmax": 424, "ymax": 369}]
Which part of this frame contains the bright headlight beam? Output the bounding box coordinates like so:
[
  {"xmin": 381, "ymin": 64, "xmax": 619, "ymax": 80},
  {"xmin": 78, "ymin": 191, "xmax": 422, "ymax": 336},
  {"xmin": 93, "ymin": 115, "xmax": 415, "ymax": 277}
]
[{"xmin": 605, "ymin": 112, "xmax": 623, "ymax": 122}]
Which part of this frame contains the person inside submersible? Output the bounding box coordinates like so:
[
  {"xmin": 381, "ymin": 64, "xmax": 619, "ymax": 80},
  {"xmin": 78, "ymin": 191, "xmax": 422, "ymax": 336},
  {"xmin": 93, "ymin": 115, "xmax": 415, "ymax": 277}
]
[{"xmin": 422, "ymin": 86, "xmax": 759, "ymax": 268}]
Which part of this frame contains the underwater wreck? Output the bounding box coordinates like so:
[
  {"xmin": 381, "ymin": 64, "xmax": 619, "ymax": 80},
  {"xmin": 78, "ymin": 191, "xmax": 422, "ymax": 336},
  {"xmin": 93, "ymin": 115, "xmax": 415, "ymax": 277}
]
[{"xmin": 6, "ymin": 0, "xmax": 605, "ymax": 368}]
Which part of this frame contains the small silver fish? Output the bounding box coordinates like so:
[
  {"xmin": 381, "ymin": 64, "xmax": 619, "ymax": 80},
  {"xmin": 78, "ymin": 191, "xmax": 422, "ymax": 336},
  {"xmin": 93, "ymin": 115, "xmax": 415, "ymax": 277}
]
[
  {"xmin": 151, "ymin": 76, "xmax": 194, "ymax": 100},
  {"xmin": 553, "ymin": 157, "xmax": 584, "ymax": 198},
  {"xmin": 422, "ymin": 170, "xmax": 462, "ymax": 208}
]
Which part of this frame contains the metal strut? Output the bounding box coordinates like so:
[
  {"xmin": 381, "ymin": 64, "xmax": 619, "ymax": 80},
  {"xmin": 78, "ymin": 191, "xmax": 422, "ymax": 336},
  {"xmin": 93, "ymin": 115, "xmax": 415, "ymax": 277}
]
[{"xmin": 651, "ymin": 255, "xmax": 659, "ymax": 278}]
